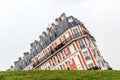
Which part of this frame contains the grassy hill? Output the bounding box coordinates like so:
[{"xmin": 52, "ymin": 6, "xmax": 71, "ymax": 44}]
[{"xmin": 0, "ymin": 70, "xmax": 120, "ymax": 80}]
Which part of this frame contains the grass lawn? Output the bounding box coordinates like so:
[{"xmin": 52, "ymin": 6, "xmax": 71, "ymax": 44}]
[{"xmin": 0, "ymin": 70, "xmax": 120, "ymax": 80}]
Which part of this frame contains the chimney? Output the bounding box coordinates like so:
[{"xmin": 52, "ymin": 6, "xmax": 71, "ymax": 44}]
[
  {"xmin": 46, "ymin": 27, "xmax": 50, "ymax": 32},
  {"xmin": 23, "ymin": 52, "xmax": 29, "ymax": 57},
  {"xmin": 10, "ymin": 65, "xmax": 14, "ymax": 71},
  {"xmin": 55, "ymin": 18, "xmax": 60, "ymax": 25},
  {"xmin": 30, "ymin": 42, "xmax": 34, "ymax": 47},
  {"xmin": 39, "ymin": 35, "xmax": 43, "ymax": 39},
  {"xmin": 60, "ymin": 13, "xmax": 66, "ymax": 21},
  {"xmin": 34, "ymin": 40, "xmax": 38, "ymax": 43},
  {"xmin": 42, "ymin": 31, "xmax": 46, "ymax": 37},
  {"xmin": 51, "ymin": 23, "xmax": 55, "ymax": 27},
  {"xmin": 46, "ymin": 27, "xmax": 52, "ymax": 34},
  {"xmin": 59, "ymin": 17, "xmax": 62, "ymax": 22},
  {"xmin": 18, "ymin": 57, "xmax": 22, "ymax": 61},
  {"xmin": 10, "ymin": 65, "xmax": 13, "ymax": 68}
]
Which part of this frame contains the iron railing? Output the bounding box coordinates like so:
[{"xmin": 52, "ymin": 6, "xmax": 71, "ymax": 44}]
[{"xmin": 33, "ymin": 32, "xmax": 90, "ymax": 68}]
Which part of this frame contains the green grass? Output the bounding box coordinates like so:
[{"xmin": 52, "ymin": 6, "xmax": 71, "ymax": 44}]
[{"xmin": 0, "ymin": 70, "xmax": 120, "ymax": 80}]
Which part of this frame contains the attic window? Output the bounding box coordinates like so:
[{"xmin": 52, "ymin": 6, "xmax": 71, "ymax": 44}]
[{"xmin": 68, "ymin": 17, "xmax": 73, "ymax": 23}]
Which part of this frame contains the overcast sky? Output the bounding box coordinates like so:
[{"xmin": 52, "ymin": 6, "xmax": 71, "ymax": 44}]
[{"xmin": 0, "ymin": 0, "xmax": 120, "ymax": 71}]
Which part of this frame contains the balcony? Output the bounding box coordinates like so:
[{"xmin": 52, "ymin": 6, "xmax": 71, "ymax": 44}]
[
  {"xmin": 83, "ymin": 31, "xmax": 95, "ymax": 40},
  {"xmin": 73, "ymin": 33, "xmax": 80, "ymax": 38},
  {"xmin": 33, "ymin": 32, "xmax": 88, "ymax": 68},
  {"xmin": 33, "ymin": 43, "xmax": 66, "ymax": 68}
]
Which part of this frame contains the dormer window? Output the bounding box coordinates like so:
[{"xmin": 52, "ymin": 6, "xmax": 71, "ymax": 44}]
[
  {"xmin": 68, "ymin": 17, "xmax": 73, "ymax": 23},
  {"xmin": 68, "ymin": 17, "xmax": 76, "ymax": 27}
]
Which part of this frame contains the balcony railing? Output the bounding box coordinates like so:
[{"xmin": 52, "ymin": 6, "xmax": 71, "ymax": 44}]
[{"xmin": 33, "ymin": 32, "xmax": 89, "ymax": 68}]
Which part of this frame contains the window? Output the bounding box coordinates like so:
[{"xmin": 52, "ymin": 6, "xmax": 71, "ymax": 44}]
[
  {"xmin": 61, "ymin": 36, "xmax": 65, "ymax": 42},
  {"xmin": 56, "ymin": 55, "xmax": 60, "ymax": 63},
  {"xmin": 51, "ymin": 59, "xmax": 55, "ymax": 66},
  {"xmin": 73, "ymin": 28, "xmax": 80, "ymax": 37},
  {"xmin": 60, "ymin": 65, "xmax": 63, "ymax": 70},
  {"xmin": 68, "ymin": 17, "xmax": 75, "ymax": 26},
  {"xmin": 53, "ymin": 56, "xmax": 57, "ymax": 64},
  {"xmin": 87, "ymin": 37, "xmax": 92, "ymax": 47},
  {"xmin": 88, "ymin": 63, "xmax": 94, "ymax": 69},
  {"xmin": 70, "ymin": 59, "xmax": 73, "ymax": 64},
  {"xmin": 98, "ymin": 61, "xmax": 101, "ymax": 67},
  {"xmin": 31, "ymin": 48, "xmax": 36, "ymax": 56},
  {"xmin": 97, "ymin": 51, "xmax": 101, "ymax": 56},
  {"xmin": 83, "ymin": 51, "xmax": 91, "ymax": 61},
  {"xmin": 35, "ymin": 57, "xmax": 38, "ymax": 61},
  {"xmin": 39, "ymin": 42, "xmax": 43, "ymax": 50},
  {"xmin": 56, "ymin": 39, "xmax": 60, "ymax": 45},
  {"xmin": 47, "ymin": 48, "xmax": 50, "ymax": 53},
  {"xmin": 65, "ymin": 62, "xmax": 70, "ymax": 70},
  {"xmin": 93, "ymin": 41, "xmax": 97, "ymax": 47},
  {"xmin": 68, "ymin": 17, "xmax": 73, "ymax": 23},
  {"xmin": 86, "ymin": 37, "xmax": 90, "ymax": 43},
  {"xmin": 65, "ymin": 48, "xmax": 70, "ymax": 55},
  {"xmin": 35, "ymin": 44, "xmax": 39, "ymax": 52},
  {"xmin": 44, "ymin": 35, "xmax": 50, "ymax": 45},
  {"xmin": 51, "ymin": 44, "xmax": 54, "ymax": 50},
  {"xmin": 49, "ymin": 32, "xmax": 55, "ymax": 41},
  {"xmin": 101, "ymin": 61, "xmax": 105, "ymax": 67},
  {"xmin": 92, "ymin": 49, "xmax": 96, "ymax": 58},
  {"xmin": 48, "ymin": 66, "xmax": 50, "ymax": 69},
  {"xmin": 40, "ymin": 40, "xmax": 45, "ymax": 48},
  {"xmin": 78, "ymin": 39, "xmax": 85, "ymax": 49},
  {"xmin": 61, "ymin": 51, "xmax": 65, "ymax": 59},
  {"xmin": 38, "ymin": 44, "xmax": 42, "ymax": 52},
  {"xmin": 54, "ymin": 29, "xmax": 58, "ymax": 38},
  {"xmin": 55, "ymin": 27, "xmax": 60, "ymax": 36}
]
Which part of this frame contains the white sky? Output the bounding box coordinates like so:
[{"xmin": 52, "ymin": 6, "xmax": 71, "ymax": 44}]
[{"xmin": 0, "ymin": 0, "xmax": 120, "ymax": 71}]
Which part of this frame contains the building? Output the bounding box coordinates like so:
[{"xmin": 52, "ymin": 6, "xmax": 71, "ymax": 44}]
[{"xmin": 9, "ymin": 13, "xmax": 112, "ymax": 70}]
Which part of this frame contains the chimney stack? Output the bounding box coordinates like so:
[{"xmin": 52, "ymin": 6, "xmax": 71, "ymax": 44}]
[
  {"xmin": 30, "ymin": 42, "xmax": 34, "ymax": 47},
  {"xmin": 10, "ymin": 65, "xmax": 13, "ymax": 68},
  {"xmin": 60, "ymin": 13, "xmax": 66, "ymax": 21},
  {"xmin": 18, "ymin": 57, "xmax": 22, "ymax": 61},
  {"xmin": 39, "ymin": 35, "xmax": 43, "ymax": 39},
  {"xmin": 42, "ymin": 31, "xmax": 46, "ymax": 37},
  {"xmin": 55, "ymin": 18, "xmax": 59, "ymax": 25},
  {"xmin": 46, "ymin": 27, "xmax": 50, "ymax": 32},
  {"xmin": 23, "ymin": 52, "xmax": 29, "ymax": 57},
  {"xmin": 51, "ymin": 23, "xmax": 55, "ymax": 26},
  {"xmin": 34, "ymin": 40, "xmax": 38, "ymax": 43}
]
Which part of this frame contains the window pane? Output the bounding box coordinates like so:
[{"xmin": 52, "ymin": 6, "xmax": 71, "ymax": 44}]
[
  {"xmin": 73, "ymin": 28, "xmax": 80, "ymax": 37},
  {"xmin": 88, "ymin": 63, "xmax": 93, "ymax": 69},
  {"xmin": 68, "ymin": 17, "xmax": 73, "ymax": 23},
  {"xmin": 83, "ymin": 51, "xmax": 91, "ymax": 61},
  {"xmin": 78, "ymin": 39, "xmax": 85, "ymax": 49}
]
